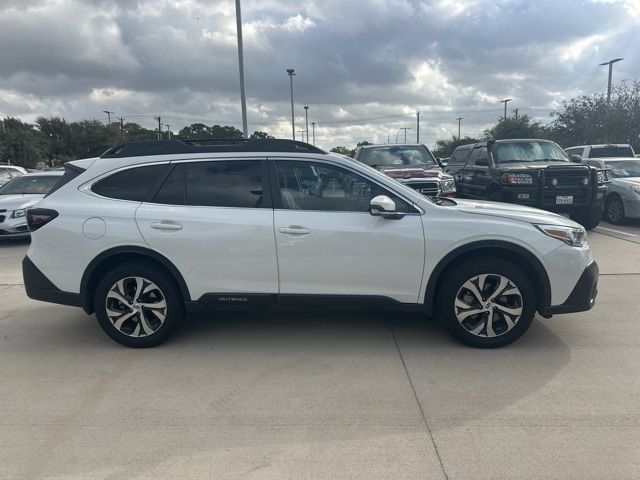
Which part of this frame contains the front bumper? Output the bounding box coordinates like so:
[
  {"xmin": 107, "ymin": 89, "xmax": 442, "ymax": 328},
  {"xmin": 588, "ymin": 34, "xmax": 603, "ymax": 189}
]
[
  {"xmin": 540, "ymin": 261, "xmax": 598, "ymax": 316},
  {"xmin": 0, "ymin": 215, "xmax": 31, "ymax": 238},
  {"xmin": 500, "ymin": 185, "xmax": 606, "ymax": 210}
]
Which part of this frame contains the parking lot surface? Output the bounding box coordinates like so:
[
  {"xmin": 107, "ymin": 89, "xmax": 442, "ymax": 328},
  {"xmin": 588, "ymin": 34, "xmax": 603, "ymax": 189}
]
[{"xmin": 1, "ymin": 222, "xmax": 639, "ymax": 479}]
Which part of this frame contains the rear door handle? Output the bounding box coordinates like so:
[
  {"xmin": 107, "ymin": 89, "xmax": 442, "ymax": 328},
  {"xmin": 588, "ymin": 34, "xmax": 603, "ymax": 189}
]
[
  {"xmin": 151, "ymin": 221, "xmax": 183, "ymax": 231},
  {"xmin": 279, "ymin": 226, "xmax": 310, "ymax": 235}
]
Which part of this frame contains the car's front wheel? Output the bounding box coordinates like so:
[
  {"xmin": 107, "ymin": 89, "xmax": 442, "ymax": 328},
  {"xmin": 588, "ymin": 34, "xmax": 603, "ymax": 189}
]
[
  {"xmin": 94, "ymin": 262, "xmax": 183, "ymax": 347},
  {"xmin": 437, "ymin": 257, "xmax": 536, "ymax": 348}
]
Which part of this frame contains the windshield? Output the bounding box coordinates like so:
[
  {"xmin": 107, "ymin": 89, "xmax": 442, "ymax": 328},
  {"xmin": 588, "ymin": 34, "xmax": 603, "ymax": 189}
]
[
  {"xmin": 0, "ymin": 176, "xmax": 61, "ymax": 195},
  {"xmin": 589, "ymin": 146, "xmax": 635, "ymax": 158},
  {"xmin": 493, "ymin": 141, "xmax": 569, "ymax": 163},
  {"xmin": 604, "ymin": 160, "xmax": 640, "ymax": 178},
  {"xmin": 358, "ymin": 145, "xmax": 437, "ymax": 167}
]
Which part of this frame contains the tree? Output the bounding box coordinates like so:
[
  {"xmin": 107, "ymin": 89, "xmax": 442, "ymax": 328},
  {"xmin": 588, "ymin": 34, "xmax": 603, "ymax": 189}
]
[
  {"xmin": 177, "ymin": 123, "xmax": 244, "ymax": 140},
  {"xmin": 0, "ymin": 117, "xmax": 43, "ymax": 168},
  {"xmin": 330, "ymin": 146, "xmax": 354, "ymax": 156},
  {"xmin": 356, "ymin": 141, "xmax": 372, "ymax": 147},
  {"xmin": 249, "ymin": 131, "xmax": 274, "ymax": 140},
  {"xmin": 36, "ymin": 117, "xmax": 73, "ymax": 166},
  {"xmin": 547, "ymin": 80, "xmax": 640, "ymax": 150},
  {"xmin": 432, "ymin": 135, "xmax": 483, "ymax": 158},
  {"xmin": 483, "ymin": 114, "xmax": 545, "ymax": 140}
]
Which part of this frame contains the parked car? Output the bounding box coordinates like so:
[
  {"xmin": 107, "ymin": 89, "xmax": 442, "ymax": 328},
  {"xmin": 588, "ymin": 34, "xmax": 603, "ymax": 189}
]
[
  {"xmin": 353, "ymin": 143, "xmax": 456, "ymax": 197},
  {"xmin": 24, "ymin": 139, "xmax": 598, "ymax": 349},
  {"xmin": 582, "ymin": 157, "xmax": 640, "ymax": 224},
  {"xmin": 445, "ymin": 139, "xmax": 609, "ymax": 229},
  {"xmin": 565, "ymin": 144, "xmax": 636, "ymax": 159},
  {"xmin": 0, "ymin": 164, "xmax": 28, "ymax": 187},
  {"xmin": 0, "ymin": 171, "xmax": 64, "ymax": 238}
]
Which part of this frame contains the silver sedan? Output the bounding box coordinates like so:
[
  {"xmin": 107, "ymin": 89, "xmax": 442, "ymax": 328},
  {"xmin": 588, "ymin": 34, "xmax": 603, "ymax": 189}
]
[{"xmin": 584, "ymin": 157, "xmax": 640, "ymax": 224}]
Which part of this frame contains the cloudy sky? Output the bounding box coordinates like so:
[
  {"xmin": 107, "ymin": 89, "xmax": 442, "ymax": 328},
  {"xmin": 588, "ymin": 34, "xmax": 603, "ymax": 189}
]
[{"xmin": 0, "ymin": 0, "xmax": 639, "ymax": 149}]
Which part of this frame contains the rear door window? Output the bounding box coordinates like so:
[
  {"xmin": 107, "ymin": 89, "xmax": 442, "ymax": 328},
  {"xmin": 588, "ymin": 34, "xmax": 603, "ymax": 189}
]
[
  {"xmin": 449, "ymin": 148, "xmax": 470, "ymax": 165},
  {"xmin": 588, "ymin": 146, "xmax": 634, "ymax": 158},
  {"xmin": 92, "ymin": 164, "xmax": 168, "ymax": 202}
]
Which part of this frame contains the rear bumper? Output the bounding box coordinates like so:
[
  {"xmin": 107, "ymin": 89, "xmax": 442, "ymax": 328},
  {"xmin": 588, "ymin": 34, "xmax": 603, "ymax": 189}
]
[
  {"xmin": 23, "ymin": 256, "xmax": 83, "ymax": 308},
  {"xmin": 540, "ymin": 261, "xmax": 598, "ymax": 316}
]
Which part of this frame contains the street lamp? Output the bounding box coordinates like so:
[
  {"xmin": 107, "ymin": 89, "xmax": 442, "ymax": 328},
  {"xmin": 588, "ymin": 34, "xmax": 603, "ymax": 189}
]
[
  {"xmin": 287, "ymin": 69, "xmax": 296, "ymax": 140},
  {"xmin": 235, "ymin": 0, "xmax": 248, "ymax": 138},
  {"xmin": 103, "ymin": 110, "xmax": 114, "ymax": 124},
  {"xmin": 311, "ymin": 122, "xmax": 316, "ymax": 146},
  {"xmin": 457, "ymin": 117, "xmax": 463, "ymax": 140},
  {"xmin": 304, "ymin": 105, "xmax": 309, "ymax": 143},
  {"xmin": 599, "ymin": 58, "xmax": 623, "ymax": 104},
  {"xmin": 500, "ymin": 99, "xmax": 511, "ymax": 119}
]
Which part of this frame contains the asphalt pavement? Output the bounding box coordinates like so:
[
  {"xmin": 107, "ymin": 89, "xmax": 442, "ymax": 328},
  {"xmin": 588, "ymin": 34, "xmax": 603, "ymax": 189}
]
[{"xmin": 0, "ymin": 222, "xmax": 639, "ymax": 479}]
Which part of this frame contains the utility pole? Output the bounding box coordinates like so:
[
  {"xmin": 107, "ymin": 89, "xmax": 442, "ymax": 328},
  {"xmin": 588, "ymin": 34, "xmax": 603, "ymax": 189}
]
[
  {"xmin": 416, "ymin": 112, "xmax": 420, "ymax": 143},
  {"xmin": 102, "ymin": 110, "xmax": 113, "ymax": 124},
  {"xmin": 500, "ymin": 99, "xmax": 512, "ymax": 119},
  {"xmin": 166, "ymin": 125, "xmax": 172, "ymax": 139},
  {"xmin": 117, "ymin": 116, "xmax": 125, "ymax": 141},
  {"xmin": 311, "ymin": 122, "xmax": 316, "ymax": 145},
  {"xmin": 235, "ymin": 0, "xmax": 248, "ymax": 138},
  {"xmin": 387, "ymin": 134, "xmax": 390, "ymax": 144},
  {"xmin": 298, "ymin": 130, "xmax": 305, "ymax": 142},
  {"xmin": 399, "ymin": 127, "xmax": 410, "ymax": 143},
  {"xmin": 287, "ymin": 69, "xmax": 296, "ymax": 140},
  {"xmin": 599, "ymin": 58, "xmax": 623, "ymax": 104},
  {"xmin": 513, "ymin": 108, "xmax": 519, "ymax": 122},
  {"xmin": 304, "ymin": 105, "xmax": 309, "ymax": 143},
  {"xmin": 154, "ymin": 116, "xmax": 162, "ymax": 140},
  {"xmin": 457, "ymin": 117, "xmax": 463, "ymax": 140}
]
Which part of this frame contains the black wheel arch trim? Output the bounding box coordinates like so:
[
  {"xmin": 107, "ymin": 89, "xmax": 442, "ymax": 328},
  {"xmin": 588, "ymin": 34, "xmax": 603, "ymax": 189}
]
[
  {"xmin": 80, "ymin": 245, "xmax": 191, "ymax": 314},
  {"xmin": 423, "ymin": 240, "xmax": 552, "ymax": 316}
]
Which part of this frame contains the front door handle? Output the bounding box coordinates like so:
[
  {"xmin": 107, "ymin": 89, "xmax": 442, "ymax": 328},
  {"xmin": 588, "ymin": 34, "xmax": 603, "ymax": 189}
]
[
  {"xmin": 151, "ymin": 221, "xmax": 183, "ymax": 231},
  {"xmin": 279, "ymin": 226, "xmax": 310, "ymax": 235}
]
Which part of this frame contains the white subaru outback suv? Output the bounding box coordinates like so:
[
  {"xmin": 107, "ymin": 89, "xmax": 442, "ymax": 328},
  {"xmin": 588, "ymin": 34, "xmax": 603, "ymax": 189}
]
[{"xmin": 23, "ymin": 139, "xmax": 598, "ymax": 348}]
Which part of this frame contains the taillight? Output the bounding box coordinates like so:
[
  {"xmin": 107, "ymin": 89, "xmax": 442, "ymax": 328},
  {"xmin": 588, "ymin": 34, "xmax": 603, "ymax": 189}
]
[{"xmin": 26, "ymin": 208, "xmax": 59, "ymax": 232}]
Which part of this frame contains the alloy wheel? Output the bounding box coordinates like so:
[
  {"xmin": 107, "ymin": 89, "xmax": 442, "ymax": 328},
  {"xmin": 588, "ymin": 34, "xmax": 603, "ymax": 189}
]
[
  {"xmin": 105, "ymin": 276, "xmax": 167, "ymax": 337},
  {"xmin": 607, "ymin": 197, "xmax": 624, "ymax": 223},
  {"xmin": 454, "ymin": 273, "xmax": 523, "ymax": 338}
]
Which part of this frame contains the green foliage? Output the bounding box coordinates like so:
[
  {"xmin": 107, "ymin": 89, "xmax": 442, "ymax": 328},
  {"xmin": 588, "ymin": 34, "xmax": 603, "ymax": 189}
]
[
  {"xmin": 0, "ymin": 117, "xmax": 44, "ymax": 168},
  {"xmin": 330, "ymin": 146, "xmax": 354, "ymax": 156},
  {"xmin": 177, "ymin": 123, "xmax": 243, "ymax": 140},
  {"xmin": 547, "ymin": 80, "xmax": 640, "ymax": 150},
  {"xmin": 483, "ymin": 114, "xmax": 545, "ymax": 141},
  {"xmin": 249, "ymin": 131, "xmax": 274, "ymax": 140},
  {"xmin": 432, "ymin": 136, "xmax": 483, "ymax": 158},
  {"xmin": 356, "ymin": 141, "xmax": 372, "ymax": 147}
]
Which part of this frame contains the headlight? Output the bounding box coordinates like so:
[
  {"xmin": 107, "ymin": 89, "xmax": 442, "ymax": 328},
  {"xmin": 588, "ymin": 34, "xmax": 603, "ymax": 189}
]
[
  {"xmin": 596, "ymin": 170, "xmax": 610, "ymax": 184},
  {"xmin": 440, "ymin": 179, "xmax": 456, "ymax": 193},
  {"xmin": 504, "ymin": 173, "xmax": 533, "ymax": 184},
  {"xmin": 536, "ymin": 224, "xmax": 587, "ymax": 247},
  {"xmin": 11, "ymin": 209, "xmax": 27, "ymax": 219},
  {"xmin": 630, "ymin": 185, "xmax": 640, "ymax": 195}
]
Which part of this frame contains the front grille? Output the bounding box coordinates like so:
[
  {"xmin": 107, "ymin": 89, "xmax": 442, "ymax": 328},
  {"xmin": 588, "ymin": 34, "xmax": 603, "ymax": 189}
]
[
  {"xmin": 542, "ymin": 169, "xmax": 593, "ymax": 206},
  {"xmin": 407, "ymin": 182, "xmax": 439, "ymax": 197}
]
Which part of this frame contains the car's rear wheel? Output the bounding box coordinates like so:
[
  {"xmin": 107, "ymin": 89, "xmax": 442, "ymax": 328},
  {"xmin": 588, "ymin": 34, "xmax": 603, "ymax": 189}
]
[
  {"xmin": 604, "ymin": 195, "xmax": 626, "ymax": 225},
  {"xmin": 94, "ymin": 262, "xmax": 183, "ymax": 347},
  {"xmin": 437, "ymin": 257, "xmax": 536, "ymax": 348}
]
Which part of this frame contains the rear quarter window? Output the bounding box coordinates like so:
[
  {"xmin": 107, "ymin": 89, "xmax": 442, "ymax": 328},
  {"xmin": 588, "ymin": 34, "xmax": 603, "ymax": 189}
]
[{"xmin": 92, "ymin": 164, "xmax": 168, "ymax": 202}]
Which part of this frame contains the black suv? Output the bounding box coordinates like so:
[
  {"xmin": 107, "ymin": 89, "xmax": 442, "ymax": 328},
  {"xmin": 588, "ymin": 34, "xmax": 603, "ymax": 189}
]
[{"xmin": 445, "ymin": 139, "xmax": 609, "ymax": 229}]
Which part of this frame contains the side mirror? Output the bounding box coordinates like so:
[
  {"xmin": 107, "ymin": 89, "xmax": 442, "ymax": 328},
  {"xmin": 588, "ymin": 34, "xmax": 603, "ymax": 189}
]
[
  {"xmin": 570, "ymin": 154, "xmax": 582, "ymax": 163},
  {"xmin": 370, "ymin": 195, "xmax": 404, "ymax": 220},
  {"xmin": 476, "ymin": 158, "xmax": 489, "ymax": 167}
]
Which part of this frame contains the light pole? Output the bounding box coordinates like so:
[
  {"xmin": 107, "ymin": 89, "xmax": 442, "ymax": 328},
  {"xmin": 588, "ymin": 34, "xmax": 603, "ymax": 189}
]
[
  {"xmin": 399, "ymin": 127, "xmax": 411, "ymax": 143},
  {"xmin": 154, "ymin": 116, "xmax": 162, "ymax": 140},
  {"xmin": 235, "ymin": 0, "xmax": 248, "ymax": 138},
  {"xmin": 103, "ymin": 110, "xmax": 113, "ymax": 124},
  {"xmin": 304, "ymin": 105, "xmax": 309, "ymax": 143},
  {"xmin": 457, "ymin": 117, "xmax": 463, "ymax": 140},
  {"xmin": 416, "ymin": 112, "xmax": 420, "ymax": 143},
  {"xmin": 298, "ymin": 130, "xmax": 305, "ymax": 142},
  {"xmin": 287, "ymin": 69, "xmax": 296, "ymax": 140},
  {"xmin": 500, "ymin": 99, "xmax": 511, "ymax": 119},
  {"xmin": 311, "ymin": 122, "xmax": 316, "ymax": 145},
  {"xmin": 599, "ymin": 58, "xmax": 623, "ymax": 104},
  {"xmin": 166, "ymin": 125, "xmax": 172, "ymax": 139}
]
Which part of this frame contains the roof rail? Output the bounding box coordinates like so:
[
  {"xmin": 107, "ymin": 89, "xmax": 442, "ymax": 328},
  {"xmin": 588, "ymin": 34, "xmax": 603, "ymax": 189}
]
[{"xmin": 100, "ymin": 138, "xmax": 326, "ymax": 158}]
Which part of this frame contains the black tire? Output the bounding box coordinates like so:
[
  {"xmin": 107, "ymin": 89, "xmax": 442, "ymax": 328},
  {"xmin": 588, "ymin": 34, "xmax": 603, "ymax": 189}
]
[
  {"xmin": 570, "ymin": 206, "xmax": 602, "ymax": 230},
  {"xmin": 604, "ymin": 195, "xmax": 626, "ymax": 225},
  {"xmin": 94, "ymin": 262, "xmax": 183, "ymax": 347},
  {"xmin": 437, "ymin": 257, "xmax": 536, "ymax": 348},
  {"xmin": 487, "ymin": 191, "xmax": 503, "ymax": 202}
]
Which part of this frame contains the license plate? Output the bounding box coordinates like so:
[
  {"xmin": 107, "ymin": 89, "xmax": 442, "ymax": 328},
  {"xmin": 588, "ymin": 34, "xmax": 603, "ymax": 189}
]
[{"xmin": 556, "ymin": 195, "xmax": 573, "ymax": 205}]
